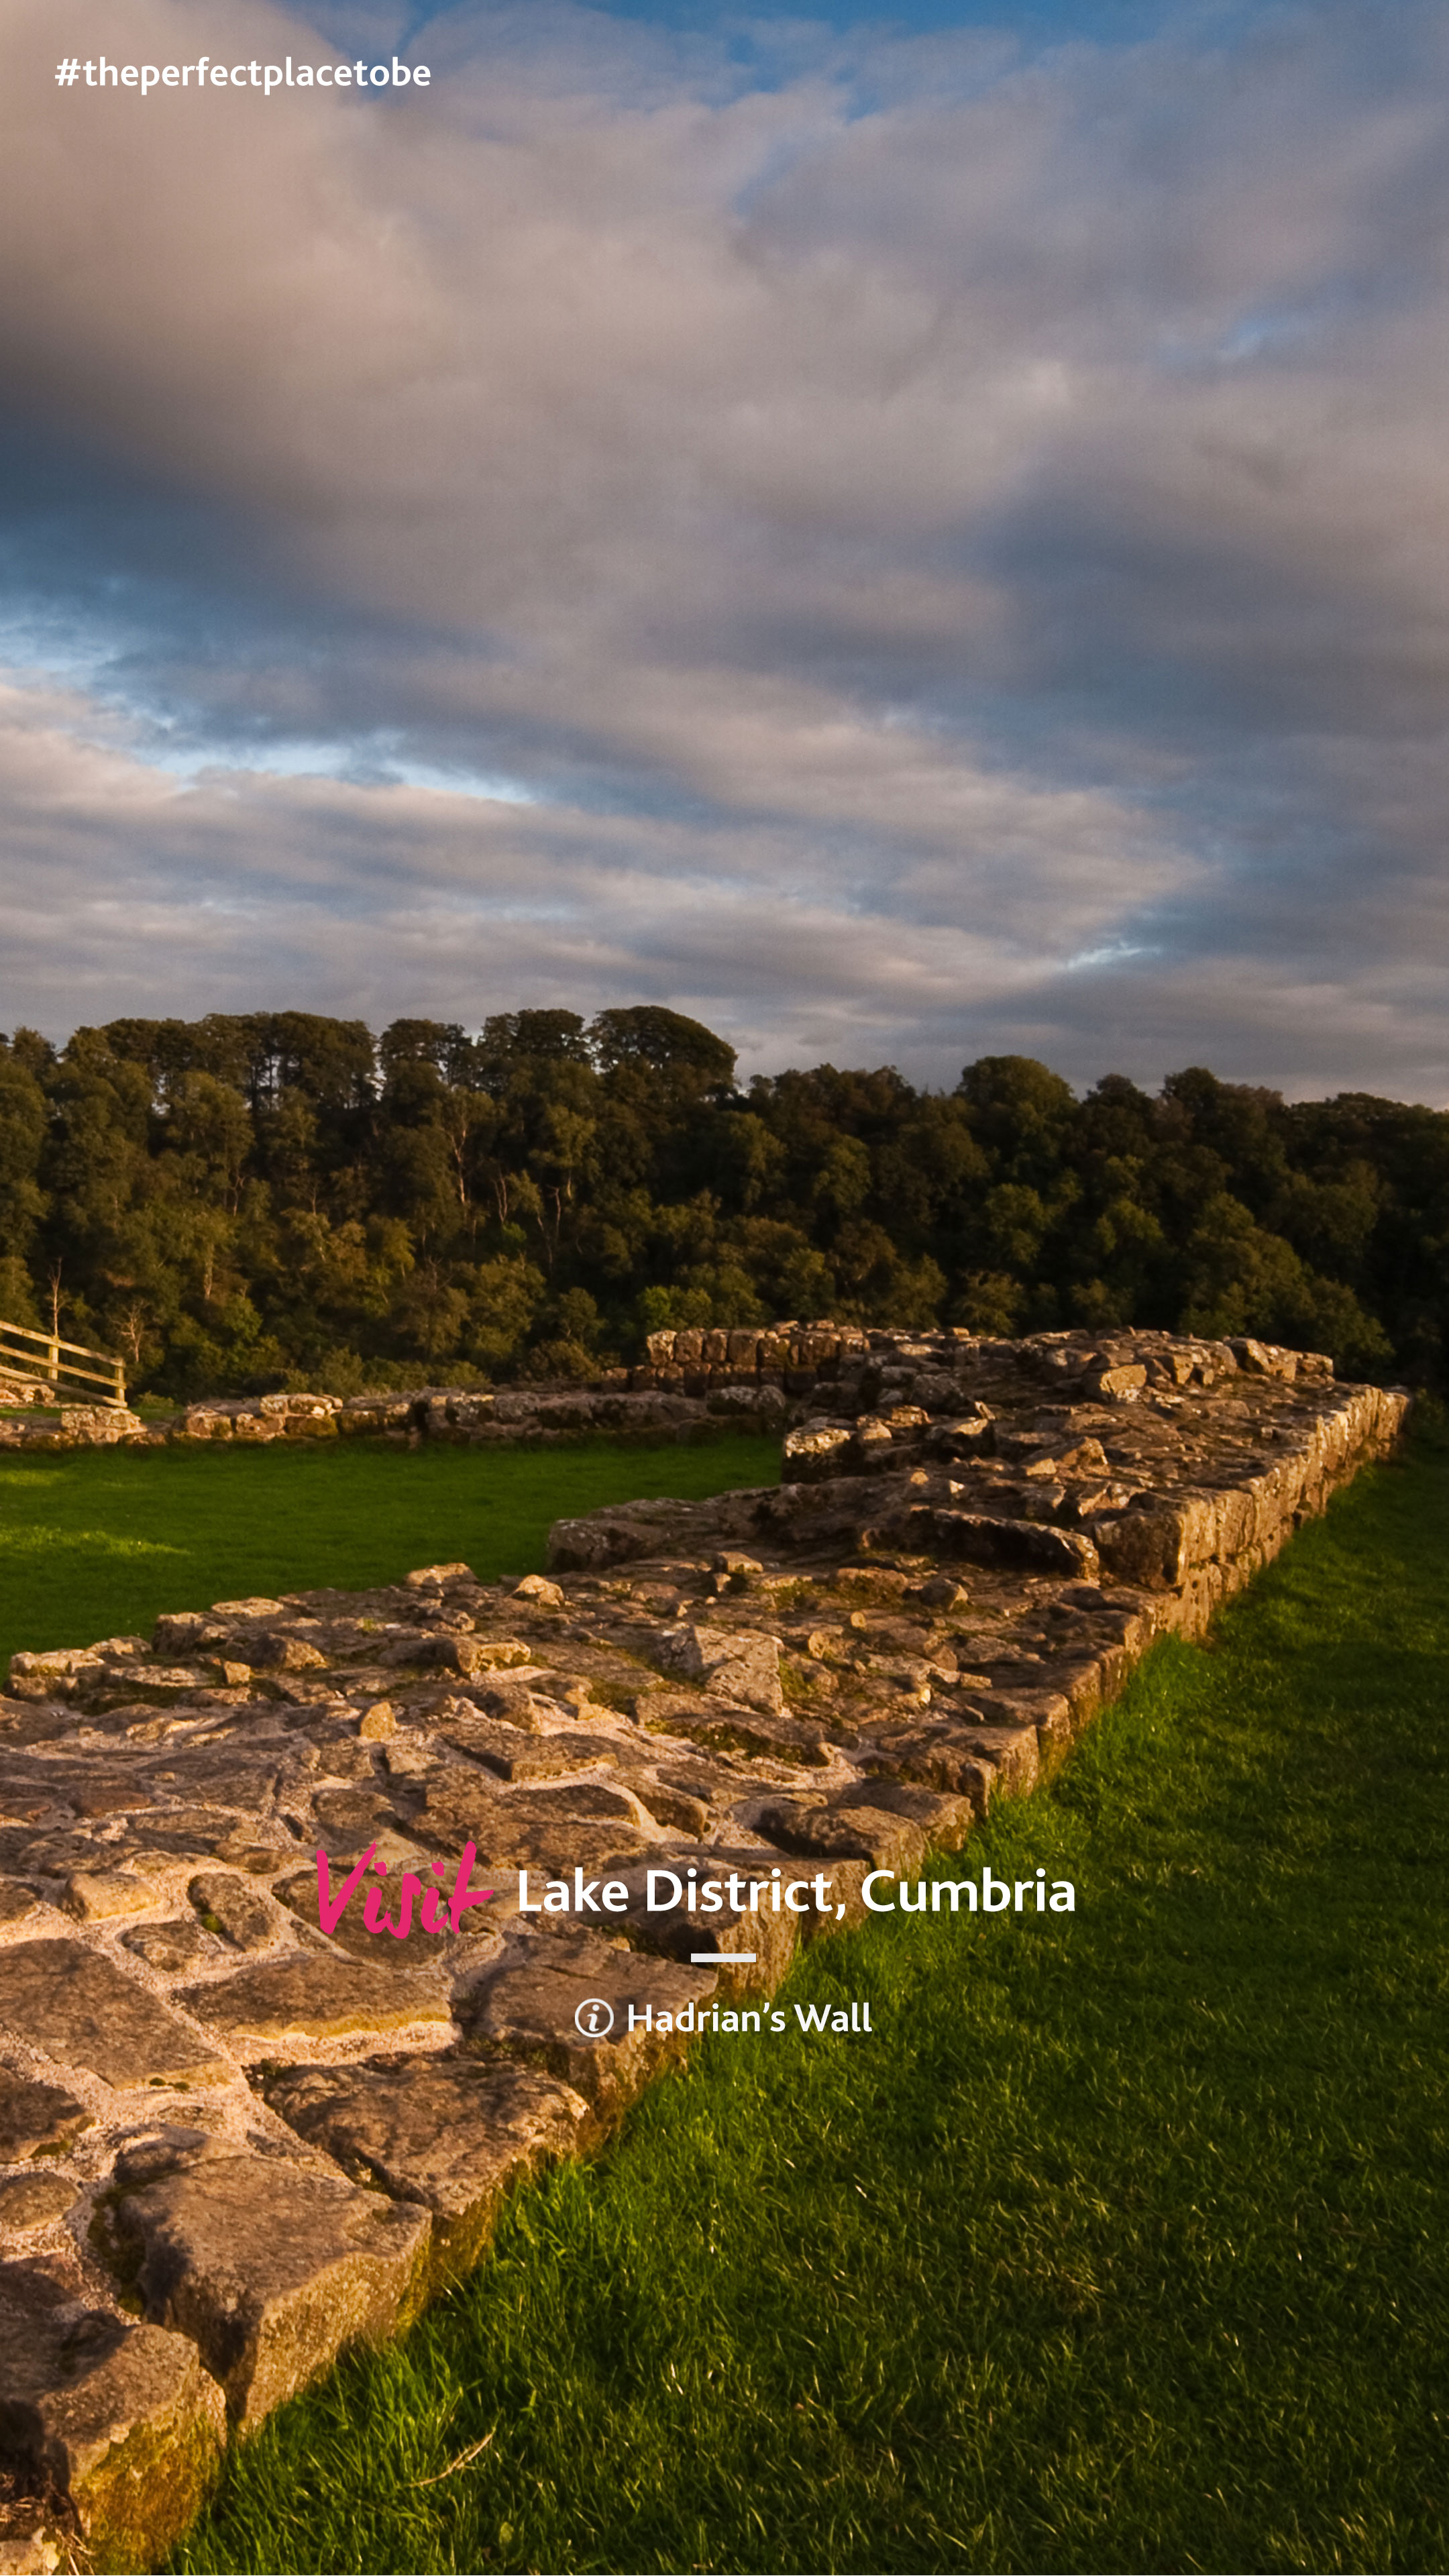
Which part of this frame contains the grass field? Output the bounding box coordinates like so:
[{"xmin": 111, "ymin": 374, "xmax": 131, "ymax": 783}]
[
  {"xmin": 159, "ymin": 1431, "xmax": 1449, "ymax": 2576},
  {"xmin": 0, "ymin": 1432, "xmax": 780, "ymax": 1674}
]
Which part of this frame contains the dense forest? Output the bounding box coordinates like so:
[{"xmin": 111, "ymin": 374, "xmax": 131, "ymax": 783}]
[{"xmin": 0, "ymin": 1006, "xmax": 1444, "ymax": 1398}]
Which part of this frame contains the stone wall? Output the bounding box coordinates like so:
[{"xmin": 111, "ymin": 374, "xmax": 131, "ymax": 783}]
[
  {"xmin": 0, "ymin": 1328, "xmax": 1409, "ymax": 2569},
  {"xmin": 0, "ymin": 1380, "xmax": 790, "ymax": 1456},
  {"xmin": 0, "ymin": 1319, "xmax": 888, "ymax": 1454},
  {"xmin": 167, "ymin": 1381, "xmax": 785, "ymax": 1448}
]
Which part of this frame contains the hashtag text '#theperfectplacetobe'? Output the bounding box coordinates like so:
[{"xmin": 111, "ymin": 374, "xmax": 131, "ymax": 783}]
[{"xmin": 56, "ymin": 56, "xmax": 430, "ymax": 93}]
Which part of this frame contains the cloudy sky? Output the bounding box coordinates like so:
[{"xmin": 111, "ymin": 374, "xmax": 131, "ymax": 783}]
[{"xmin": 3, "ymin": 0, "xmax": 1447, "ymax": 1097}]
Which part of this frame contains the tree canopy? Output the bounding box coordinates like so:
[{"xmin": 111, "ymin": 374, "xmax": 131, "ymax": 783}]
[{"xmin": 0, "ymin": 1008, "xmax": 1436, "ymax": 1399}]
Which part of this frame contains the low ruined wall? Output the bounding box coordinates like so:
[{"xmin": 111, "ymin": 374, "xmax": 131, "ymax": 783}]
[
  {"xmin": 0, "ymin": 1322, "xmax": 903, "ymax": 1454},
  {"xmin": 166, "ymin": 1379, "xmax": 788, "ymax": 1447},
  {"xmin": 0, "ymin": 1328, "xmax": 1409, "ymax": 2569},
  {"xmin": 0, "ymin": 1380, "xmax": 791, "ymax": 1456}
]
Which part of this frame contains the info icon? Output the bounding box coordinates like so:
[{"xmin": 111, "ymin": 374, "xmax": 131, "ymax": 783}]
[{"xmin": 574, "ymin": 1996, "xmax": 615, "ymax": 2037}]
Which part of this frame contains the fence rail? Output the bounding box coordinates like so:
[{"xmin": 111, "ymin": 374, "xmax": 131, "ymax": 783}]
[{"xmin": 0, "ymin": 1318, "xmax": 127, "ymax": 1410}]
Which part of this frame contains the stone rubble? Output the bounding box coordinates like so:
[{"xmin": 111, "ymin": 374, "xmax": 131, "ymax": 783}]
[
  {"xmin": 0, "ymin": 1370, "xmax": 59, "ymax": 1409},
  {"xmin": 0, "ymin": 1326, "xmax": 1408, "ymax": 2568}
]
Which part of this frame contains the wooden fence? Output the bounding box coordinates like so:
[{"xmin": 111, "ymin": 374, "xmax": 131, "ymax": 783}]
[{"xmin": 0, "ymin": 1318, "xmax": 127, "ymax": 1410}]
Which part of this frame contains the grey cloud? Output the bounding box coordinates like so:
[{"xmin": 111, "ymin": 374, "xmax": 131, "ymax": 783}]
[
  {"xmin": 0, "ymin": 678, "xmax": 1175, "ymax": 1068},
  {"xmin": 1, "ymin": 0, "xmax": 1448, "ymax": 1097}
]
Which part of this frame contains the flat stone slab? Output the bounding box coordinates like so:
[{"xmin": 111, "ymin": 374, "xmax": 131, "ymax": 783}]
[
  {"xmin": 0, "ymin": 2070, "xmax": 91, "ymax": 2162},
  {"xmin": 178, "ymin": 1953, "xmax": 453, "ymax": 2049},
  {"xmin": 651, "ymin": 1623, "xmax": 786, "ymax": 1714},
  {"xmin": 263, "ymin": 2052, "xmax": 590, "ymax": 2282},
  {"xmin": 121, "ymin": 1916, "xmax": 221, "ymax": 1974},
  {"xmin": 109, "ymin": 2154, "xmax": 429, "ymax": 2426},
  {"xmin": 0, "ymin": 2175, "xmax": 76, "ymax": 2233},
  {"xmin": 61, "ymin": 1868, "xmax": 153, "ymax": 1923},
  {"xmin": 0, "ymin": 1942, "xmax": 229, "ymax": 2089}
]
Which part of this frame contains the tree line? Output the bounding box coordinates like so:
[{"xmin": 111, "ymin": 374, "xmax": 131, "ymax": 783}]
[{"xmin": 0, "ymin": 1004, "xmax": 1442, "ymax": 1397}]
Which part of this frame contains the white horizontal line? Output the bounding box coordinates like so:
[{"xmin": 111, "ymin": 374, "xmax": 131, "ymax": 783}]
[{"xmin": 691, "ymin": 1951, "xmax": 756, "ymax": 1964}]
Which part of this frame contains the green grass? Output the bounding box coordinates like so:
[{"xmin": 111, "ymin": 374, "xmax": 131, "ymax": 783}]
[
  {"xmin": 0, "ymin": 1434, "xmax": 780, "ymax": 1672},
  {"xmin": 169, "ymin": 1434, "xmax": 1449, "ymax": 2575}
]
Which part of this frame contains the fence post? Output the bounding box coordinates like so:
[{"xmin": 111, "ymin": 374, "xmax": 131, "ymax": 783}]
[{"xmin": 47, "ymin": 1337, "xmax": 58, "ymax": 1387}]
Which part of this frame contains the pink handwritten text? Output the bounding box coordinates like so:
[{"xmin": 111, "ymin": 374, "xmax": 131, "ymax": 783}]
[{"xmin": 315, "ymin": 1839, "xmax": 494, "ymax": 1940}]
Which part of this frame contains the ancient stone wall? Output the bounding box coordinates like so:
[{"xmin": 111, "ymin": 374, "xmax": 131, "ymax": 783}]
[
  {"xmin": 0, "ymin": 1381, "xmax": 790, "ymax": 1456},
  {"xmin": 0, "ymin": 1321, "xmax": 884, "ymax": 1453},
  {"xmin": 0, "ymin": 1328, "xmax": 1408, "ymax": 2570}
]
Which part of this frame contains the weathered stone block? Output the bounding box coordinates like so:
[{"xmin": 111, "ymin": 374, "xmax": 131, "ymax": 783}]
[
  {"xmin": 186, "ymin": 1872, "xmax": 278, "ymax": 1951},
  {"xmin": 753, "ymin": 1794, "xmax": 928, "ymax": 1877},
  {"xmin": 782, "ymin": 1422, "xmax": 854, "ymax": 1480},
  {"xmin": 263, "ymin": 2053, "xmax": 589, "ymax": 2285},
  {"xmin": 60, "ymin": 1872, "xmax": 152, "ymax": 1924},
  {"xmin": 466, "ymin": 1932, "xmax": 717, "ymax": 2108},
  {"xmin": 512, "ymin": 1574, "xmax": 564, "ymax": 1609},
  {"xmin": 0, "ymin": 2071, "xmax": 91, "ymax": 2163},
  {"xmin": 946, "ymin": 1721, "xmax": 1042, "ymax": 1799},
  {"xmin": 831, "ymin": 1777, "xmax": 975, "ymax": 1852},
  {"xmin": 621, "ymin": 1772, "xmax": 712, "ymax": 1836},
  {"xmin": 922, "ymin": 1510, "xmax": 1100, "ymax": 1580},
  {"xmin": 152, "ymin": 1612, "xmax": 222, "ymax": 1654},
  {"xmin": 0, "ymin": 2259, "xmax": 225, "ymax": 2569},
  {"xmin": 0, "ymin": 2175, "xmax": 76, "ymax": 2233},
  {"xmin": 635, "ymin": 1690, "xmax": 830, "ymax": 1766},
  {"xmin": 120, "ymin": 1916, "xmax": 219, "ymax": 1974},
  {"xmin": 385, "ymin": 1635, "xmax": 531, "ymax": 1678},
  {"xmin": 862, "ymin": 1727, "xmax": 996, "ymax": 1807},
  {"xmin": 649, "ymin": 1624, "xmax": 784, "ymax": 1715},
  {"xmin": 928, "ymin": 1413, "xmax": 995, "ymax": 1460},
  {"xmin": 1083, "ymin": 1363, "xmax": 1146, "ymax": 1401},
  {"xmin": 7, "ymin": 1650, "xmax": 102, "ymax": 1696},
  {"xmin": 983, "ymin": 1686, "xmax": 1074, "ymax": 1759},
  {"xmin": 178, "ymin": 1954, "xmax": 452, "ymax": 2049},
  {"xmin": 0, "ymin": 1943, "xmax": 228, "ymax": 2090},
  {"xmin": 238, "ymin": 1631, "xmax": 327, "ymax": 1674},
  {"xmin": 109, "ymin": 2157, "xmax": 429, "ymax": 2426}
]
